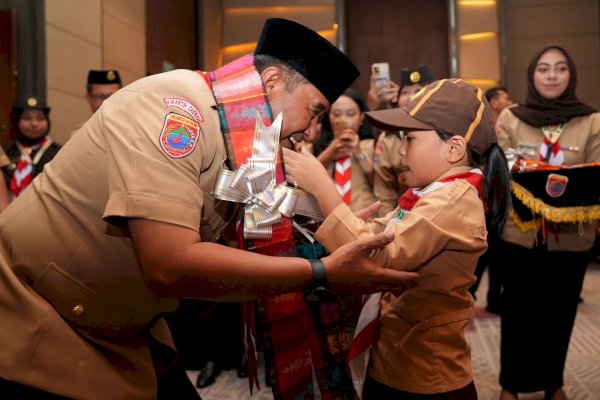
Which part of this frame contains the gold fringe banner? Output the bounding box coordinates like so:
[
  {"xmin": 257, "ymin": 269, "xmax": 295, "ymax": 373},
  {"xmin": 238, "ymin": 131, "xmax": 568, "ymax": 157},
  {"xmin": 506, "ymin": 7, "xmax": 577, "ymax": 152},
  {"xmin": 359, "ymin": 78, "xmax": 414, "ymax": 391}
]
[
  {"xmin": 511, "ymin": 181, "xmax": 600, "ymax": 224},
  {"xmin": 509, "ymin": 208, "xmax": 541, "ymax": 233}
]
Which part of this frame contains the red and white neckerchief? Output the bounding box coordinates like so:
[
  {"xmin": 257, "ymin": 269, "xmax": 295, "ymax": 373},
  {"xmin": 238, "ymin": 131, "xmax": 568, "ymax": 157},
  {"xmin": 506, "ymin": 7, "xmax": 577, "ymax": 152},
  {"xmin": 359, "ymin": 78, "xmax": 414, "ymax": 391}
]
[
  {"xmin": 9, "ymin": 137, "xmax": 52, "ymax": 198},
  {"xmin": 348, "ymin": 168, "xmax": 486, "ymax": 398},
  {"xmin": 540, "ymin": 124, "xmax": 565, "ymax": 166},
  {"xmin": 334, "ymin": 155, "xmax": 352, "ymax": 205}
]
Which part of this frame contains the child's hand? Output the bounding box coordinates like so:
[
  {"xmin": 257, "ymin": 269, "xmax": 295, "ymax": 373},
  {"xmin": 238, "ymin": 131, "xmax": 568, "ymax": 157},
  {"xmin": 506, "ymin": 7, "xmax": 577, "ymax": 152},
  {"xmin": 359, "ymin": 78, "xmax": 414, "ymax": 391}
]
[
  {"xmin": 283, "ymin": 146, "xmax": 330, "ymax": 194},
  {"xmin": 283, "ymin": 146, "xmax": 344, "ymax": 217}
]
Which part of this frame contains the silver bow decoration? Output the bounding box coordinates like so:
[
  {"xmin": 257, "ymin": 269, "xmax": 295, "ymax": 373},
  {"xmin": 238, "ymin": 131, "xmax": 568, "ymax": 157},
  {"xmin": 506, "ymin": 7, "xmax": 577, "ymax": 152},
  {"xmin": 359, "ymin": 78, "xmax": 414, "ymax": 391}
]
[{"xmin": 212, "ymin": 112, "xmax": 322, "ymax": 240}]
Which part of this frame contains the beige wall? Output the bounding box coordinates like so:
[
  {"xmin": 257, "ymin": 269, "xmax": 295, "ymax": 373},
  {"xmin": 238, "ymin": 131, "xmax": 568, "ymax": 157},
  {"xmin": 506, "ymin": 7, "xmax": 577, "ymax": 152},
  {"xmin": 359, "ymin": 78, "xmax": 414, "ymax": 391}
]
[
  {"xmin": 503, "ymin": 0, "xmax": 600, "ymax": 109},
  {"xmin": 45, "ymin": 0, "xmax": 145, "ymax": 144},
  {"xmin": 217, "ymin": 0, "xmax": 336, "ymax": 67}
]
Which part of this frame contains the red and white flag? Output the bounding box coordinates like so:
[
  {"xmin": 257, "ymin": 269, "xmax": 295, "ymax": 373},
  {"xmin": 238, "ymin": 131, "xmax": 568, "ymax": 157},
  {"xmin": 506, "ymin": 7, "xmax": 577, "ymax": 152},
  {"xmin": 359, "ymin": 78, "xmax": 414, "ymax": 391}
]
[{"xmin": 347, "ymin": 291, "xmax": 382, "ymax": 398}]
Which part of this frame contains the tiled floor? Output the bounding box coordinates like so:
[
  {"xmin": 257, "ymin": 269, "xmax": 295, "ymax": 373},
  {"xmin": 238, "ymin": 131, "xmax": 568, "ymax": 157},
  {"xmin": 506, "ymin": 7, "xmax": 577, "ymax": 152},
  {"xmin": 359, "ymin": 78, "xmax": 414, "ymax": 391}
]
[{"xmin": 189, "ymin": 261, "xmax": 600, "ymax": 400}]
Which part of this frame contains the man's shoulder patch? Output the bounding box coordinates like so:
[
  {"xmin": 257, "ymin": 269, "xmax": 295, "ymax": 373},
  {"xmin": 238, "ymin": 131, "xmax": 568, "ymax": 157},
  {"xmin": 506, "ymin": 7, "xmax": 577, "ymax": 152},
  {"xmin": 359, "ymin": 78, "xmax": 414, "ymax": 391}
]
[
  {"xmin": 160, "ymin": 112, "xmax": 200, "ymax": 158},
  {"xmin": 163, "ymin": 97, "xmax": 204, "ymax": 123}
]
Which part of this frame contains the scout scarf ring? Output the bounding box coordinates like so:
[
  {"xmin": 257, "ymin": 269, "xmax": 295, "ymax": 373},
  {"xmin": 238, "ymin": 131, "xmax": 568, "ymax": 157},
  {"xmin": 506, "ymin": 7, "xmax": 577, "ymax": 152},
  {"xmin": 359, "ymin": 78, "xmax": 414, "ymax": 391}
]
[{"xmin": 212, "ymin": 112, "xmax": 322, "ymax": 240}]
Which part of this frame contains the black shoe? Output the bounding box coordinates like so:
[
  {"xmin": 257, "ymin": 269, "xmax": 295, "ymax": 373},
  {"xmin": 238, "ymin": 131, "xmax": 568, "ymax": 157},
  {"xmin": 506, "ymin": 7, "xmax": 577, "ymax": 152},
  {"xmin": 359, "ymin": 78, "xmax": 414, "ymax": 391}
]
[{"xmin": 196, "ymin": 361, "xmax": 220, "ymax": 388}]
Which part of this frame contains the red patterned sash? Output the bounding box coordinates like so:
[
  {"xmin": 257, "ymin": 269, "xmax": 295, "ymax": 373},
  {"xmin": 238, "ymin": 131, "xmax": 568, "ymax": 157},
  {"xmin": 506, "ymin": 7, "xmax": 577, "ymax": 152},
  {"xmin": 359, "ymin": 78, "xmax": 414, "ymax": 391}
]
[{"xmin": 207, "ymin": 55, "xmax": 351, "ymax": 399}]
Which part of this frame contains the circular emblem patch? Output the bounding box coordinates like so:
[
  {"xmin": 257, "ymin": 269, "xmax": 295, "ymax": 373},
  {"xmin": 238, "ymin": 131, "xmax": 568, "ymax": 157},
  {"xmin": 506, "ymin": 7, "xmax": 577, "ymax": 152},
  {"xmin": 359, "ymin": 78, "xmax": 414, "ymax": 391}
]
[
  {"xmin": 27, "ymin": 97, "xmax": 38, "ymax": 107},
  {"xmin": 160, "ymin": 112, "xmax": 200, "ymax": 158},
  {"xmin": 410, "ymin": 71, "xmax": 421, "ymax": 83},
  {"xmin": 107, "ymin": 70, "xmax": 116, "ymax": 81}
]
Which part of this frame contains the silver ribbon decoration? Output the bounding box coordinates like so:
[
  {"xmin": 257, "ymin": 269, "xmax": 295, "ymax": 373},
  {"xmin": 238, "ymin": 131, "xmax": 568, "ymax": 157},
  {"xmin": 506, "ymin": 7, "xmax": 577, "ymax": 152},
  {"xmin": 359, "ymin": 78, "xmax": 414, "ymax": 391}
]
[{"xmin": 212, "ymin": 112, "xmax": 322, "ymax": 240}]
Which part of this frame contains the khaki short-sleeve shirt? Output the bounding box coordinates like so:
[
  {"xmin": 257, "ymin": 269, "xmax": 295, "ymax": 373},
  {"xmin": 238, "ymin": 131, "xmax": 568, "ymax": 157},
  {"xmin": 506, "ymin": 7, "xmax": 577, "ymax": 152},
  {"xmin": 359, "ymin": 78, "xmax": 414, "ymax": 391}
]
[
  {"xmin": 315, "ymin": 166, "xmax": 487, "ymax": 394},
  {"xmin": 0, "ymin": 69, "xmax": 226, "ymax": 399}
]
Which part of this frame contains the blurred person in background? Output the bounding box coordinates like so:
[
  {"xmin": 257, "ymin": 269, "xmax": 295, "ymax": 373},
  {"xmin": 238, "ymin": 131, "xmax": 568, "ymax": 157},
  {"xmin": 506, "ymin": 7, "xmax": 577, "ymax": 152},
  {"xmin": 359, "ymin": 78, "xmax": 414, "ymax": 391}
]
[
  {"xmin": 486, "ymin": 86, "xmax": 513, "ymax": 126},
  {"xmin": 372, "ymin": 64, "xmax": 436, "ymax": 216},
  {"xmin": 2, "ymin": 95, "xmax": 61, "ymax": 200},
  {"xmin": 70, "ymin": 70, "xmax": 123, "ymax": 138},
  {"xmin": 312, "ymin": 88, "xmax": 377, "ymax": 212},
  {"xmin": 0, "ymin": 148, "xmax": 9, "ymax": 211}
]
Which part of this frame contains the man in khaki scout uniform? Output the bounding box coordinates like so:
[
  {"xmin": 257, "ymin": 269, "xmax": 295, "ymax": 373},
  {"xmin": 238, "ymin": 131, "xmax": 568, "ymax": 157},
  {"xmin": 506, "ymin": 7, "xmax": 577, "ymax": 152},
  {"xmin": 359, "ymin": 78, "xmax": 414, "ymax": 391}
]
[
  {"xmin": 0, "ymin": 19, "xmax": 416, "ymax": 399},
  {"xmin": 372, "ymin": 64, "xmax": 436, "ymax": 216}
]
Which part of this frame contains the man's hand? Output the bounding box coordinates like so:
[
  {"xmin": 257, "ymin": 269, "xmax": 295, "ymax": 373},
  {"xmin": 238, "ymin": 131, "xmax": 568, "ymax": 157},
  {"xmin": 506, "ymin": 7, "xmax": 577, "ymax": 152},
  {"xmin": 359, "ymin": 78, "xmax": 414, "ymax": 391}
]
[{"xmin": 322, "ymin": 232, "xmax": 418, "ymax": 295}]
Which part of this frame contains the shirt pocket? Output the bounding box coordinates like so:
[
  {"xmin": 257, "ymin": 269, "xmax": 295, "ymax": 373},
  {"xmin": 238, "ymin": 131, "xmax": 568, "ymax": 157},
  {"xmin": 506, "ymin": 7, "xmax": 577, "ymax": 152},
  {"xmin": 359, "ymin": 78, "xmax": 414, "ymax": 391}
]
[{"xmin": 32, "ymin": 263, "xmax": 100, "ymax": 336}]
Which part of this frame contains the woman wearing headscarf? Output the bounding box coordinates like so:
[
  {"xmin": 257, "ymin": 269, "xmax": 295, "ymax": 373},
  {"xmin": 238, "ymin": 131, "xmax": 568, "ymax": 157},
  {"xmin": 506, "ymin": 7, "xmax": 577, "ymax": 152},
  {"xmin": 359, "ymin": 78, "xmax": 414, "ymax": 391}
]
[
  {"xmin": 496, "ymin": 45, "xmax": 599, "ymax": 400},
  {"xmin": 2, "ymin": 95, "xmax": 61, "ymax": 200}
]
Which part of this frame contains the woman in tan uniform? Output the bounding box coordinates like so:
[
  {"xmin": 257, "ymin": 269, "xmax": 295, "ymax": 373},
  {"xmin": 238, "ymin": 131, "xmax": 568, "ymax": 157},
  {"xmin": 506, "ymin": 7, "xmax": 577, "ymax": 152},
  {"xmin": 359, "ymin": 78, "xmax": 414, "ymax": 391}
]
[
  {"xmin": 496, "ymin": 45, "xmax": 599, "ymax": 400},
  {"xmin": 312, "ymin": 88, "xmax": 377, "ymax": 212},
  {"xmin": 2, "ymin": 96, "xmax": 61, "ymax": 200},
  {"xmin": 285, "ymin": 79, "xmax": 511, "ymax": 399}
]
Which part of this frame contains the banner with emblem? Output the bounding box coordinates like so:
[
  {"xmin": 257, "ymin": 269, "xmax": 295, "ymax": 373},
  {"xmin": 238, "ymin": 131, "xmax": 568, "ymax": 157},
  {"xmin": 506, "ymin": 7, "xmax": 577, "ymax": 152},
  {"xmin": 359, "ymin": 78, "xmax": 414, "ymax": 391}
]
[{"xmin": 509, "ymin": 159, "xmax": 600, "ymax": 230}]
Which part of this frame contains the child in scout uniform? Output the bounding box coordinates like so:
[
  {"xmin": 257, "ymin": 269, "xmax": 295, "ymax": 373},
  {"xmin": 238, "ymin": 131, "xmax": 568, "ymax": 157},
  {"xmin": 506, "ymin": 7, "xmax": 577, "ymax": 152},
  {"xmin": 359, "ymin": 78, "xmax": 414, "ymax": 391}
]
[
  {"xmin": 284, "ymin": 78, "xmax": 511, "ymax": 399},
  {"xmin": 372, "ymin": 64, "xmax": 436, "ymax": 216}
]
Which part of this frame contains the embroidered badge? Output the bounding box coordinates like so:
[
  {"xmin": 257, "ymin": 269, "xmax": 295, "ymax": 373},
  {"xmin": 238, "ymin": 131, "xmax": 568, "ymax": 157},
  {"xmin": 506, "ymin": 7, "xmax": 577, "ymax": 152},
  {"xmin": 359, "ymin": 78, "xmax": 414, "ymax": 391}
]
[
  {"xmin": 546, "ymin": 173, "xmax": 568, "ymax": 198},
  {"xmin": 163, "ymin": 98, "xmax": 204, "ymax": 123},
  {"xmin": 159, "ymin": 112, "xmax": 200, "ymax": 158},
  {"xmin": 410, "ymin": 71, "xmax": 421, "ymax": 83}
]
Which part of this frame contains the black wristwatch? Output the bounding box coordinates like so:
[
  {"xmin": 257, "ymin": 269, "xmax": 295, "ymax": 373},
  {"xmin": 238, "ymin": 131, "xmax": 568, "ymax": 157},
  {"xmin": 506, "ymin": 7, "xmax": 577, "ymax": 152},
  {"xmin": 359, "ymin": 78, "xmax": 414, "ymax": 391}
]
[{"xmin": 304, "ymin": 259, "xmax": 335, "ymax": 302}]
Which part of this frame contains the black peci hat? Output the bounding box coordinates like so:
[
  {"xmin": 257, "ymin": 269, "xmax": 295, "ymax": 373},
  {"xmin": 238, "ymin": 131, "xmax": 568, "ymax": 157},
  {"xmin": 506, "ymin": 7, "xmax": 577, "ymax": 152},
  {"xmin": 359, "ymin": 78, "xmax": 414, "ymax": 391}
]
[
  {"xmin": 254, "ymin": 18, "xmax": 359, "ymax": 104},
  {"xmin": 12, "ymin": 95, "xmax": 50, "ymax": 113},
  {"xmin": 87, "ymin": 69, "xmax": 122, "ymax": 85},
  {"xmin": 400, "ymin": 64, "xmax": 436, "ymax": 87}
]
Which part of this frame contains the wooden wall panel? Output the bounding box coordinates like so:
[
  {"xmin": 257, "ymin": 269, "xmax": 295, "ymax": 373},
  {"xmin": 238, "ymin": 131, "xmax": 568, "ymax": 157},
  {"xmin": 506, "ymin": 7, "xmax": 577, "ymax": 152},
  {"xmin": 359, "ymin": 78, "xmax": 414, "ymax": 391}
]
[
  {"xmin": 146, "ymin": 0, "xmax": 198, "ymax": 75},
  {"xmin": 346, "ymin": 0, "xmax": 449, "ymax": 99}
]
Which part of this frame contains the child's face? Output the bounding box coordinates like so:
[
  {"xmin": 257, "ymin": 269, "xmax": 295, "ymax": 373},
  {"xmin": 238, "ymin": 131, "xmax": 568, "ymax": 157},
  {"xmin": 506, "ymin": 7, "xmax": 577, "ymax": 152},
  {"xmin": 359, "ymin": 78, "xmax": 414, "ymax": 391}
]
[{"xmin": 399, "ymin": 129, "xmax": 452, "ymax": 188}]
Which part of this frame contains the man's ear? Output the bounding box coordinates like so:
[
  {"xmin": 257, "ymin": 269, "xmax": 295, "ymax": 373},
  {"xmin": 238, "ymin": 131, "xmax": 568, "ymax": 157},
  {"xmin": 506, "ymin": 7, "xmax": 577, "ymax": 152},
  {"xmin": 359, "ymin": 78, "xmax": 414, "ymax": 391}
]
[
  {"xmin": 260, "ymin": 66, "xmax": 282, "ymax": 97},
  {"xmin": 447, "ymin": 135, "xmax": 468, "ymax": 164}
]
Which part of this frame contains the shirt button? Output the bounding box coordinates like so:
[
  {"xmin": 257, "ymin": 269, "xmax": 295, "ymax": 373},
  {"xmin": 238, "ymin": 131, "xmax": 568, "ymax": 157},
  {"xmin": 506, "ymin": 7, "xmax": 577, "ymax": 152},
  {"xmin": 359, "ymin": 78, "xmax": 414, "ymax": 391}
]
[{"xmin": 72, "ymin": 304, "xmax": 84, "ymax": 316}]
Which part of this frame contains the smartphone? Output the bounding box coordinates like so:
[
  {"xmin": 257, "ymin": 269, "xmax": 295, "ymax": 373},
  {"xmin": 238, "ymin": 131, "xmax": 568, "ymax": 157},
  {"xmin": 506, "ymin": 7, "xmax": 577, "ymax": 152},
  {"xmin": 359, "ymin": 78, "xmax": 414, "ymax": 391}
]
[
  {"xmin": 371, "ymin": 62, "xmax": 390, "ymax": 99},
  {"xmin": 334, "ymin": 120, "xmax": 350, "ymax": 131}
]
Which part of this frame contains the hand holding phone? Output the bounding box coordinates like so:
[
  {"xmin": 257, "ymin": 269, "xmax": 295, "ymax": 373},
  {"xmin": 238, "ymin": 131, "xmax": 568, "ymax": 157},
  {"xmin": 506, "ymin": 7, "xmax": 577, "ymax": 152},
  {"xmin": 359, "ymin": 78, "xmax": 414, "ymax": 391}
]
[{"xmin": 371, "ymin": 62, "xmax": 391, "ymax": 100}]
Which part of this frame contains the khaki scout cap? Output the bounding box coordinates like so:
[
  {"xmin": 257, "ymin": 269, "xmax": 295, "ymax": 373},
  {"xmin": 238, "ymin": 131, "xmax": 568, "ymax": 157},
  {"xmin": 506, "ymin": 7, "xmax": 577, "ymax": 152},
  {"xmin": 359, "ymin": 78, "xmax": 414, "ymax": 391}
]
[{"xmin": 365, "ymin": 78, "xmax": 496, "ymax": 154}]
